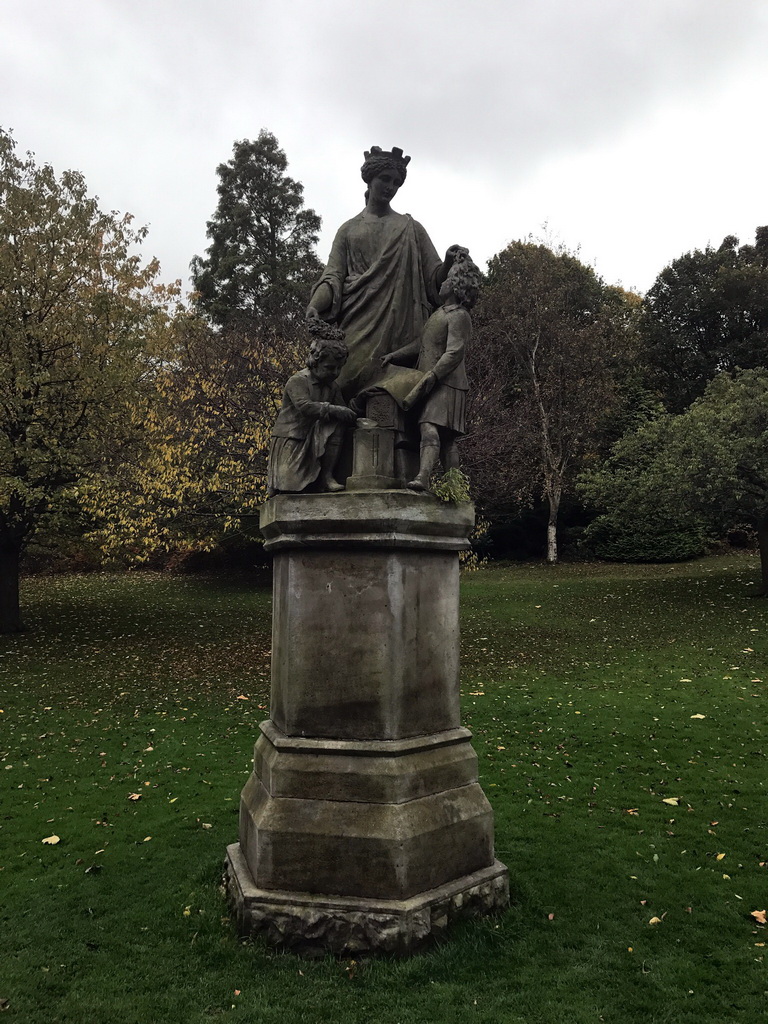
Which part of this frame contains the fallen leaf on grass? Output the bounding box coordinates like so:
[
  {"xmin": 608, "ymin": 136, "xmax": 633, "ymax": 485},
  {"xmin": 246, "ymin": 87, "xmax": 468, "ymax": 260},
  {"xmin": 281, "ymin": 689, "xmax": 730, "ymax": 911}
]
[
  {"xmin": 143, "ymin": 836, "xmax": 152, "ymax": 842},
  {"xmin": 41, "ymin": 835, "xmax": 60, "ymax": 845},
  {"xmin": 751, "ymin": 910, "xmax": 767, "ymax": 925},
  {"xmin": 202, "ymin": 823, "xmax": 213, "ymax": 830},
  {"xmin": 716, "ymin": 853, "xmax": 726, "ymax": 861},
  {"xmin": 183, "ymin": 906, "xmax": 191, "ymax": 917},
  {"xmin": 690, "ymin": 714, "xmax": 706, "ymax": 720},
  {"xmin": 648, "ymin": 916, "xmax": 663, "ymax": 926},
  {"xmin": 662, "ymin": 797, "xmax": 680, "ymax": 806},
  {"xmin": 236, "ymin": 695, "xmax": 249, "ymax": 701},
  {"xmin": 128, "ymin": 793, "xmax": 141, "ymax": 801},
  {"xmin": 624, "ymin": 808, "xmax": 639, "ymax": 816},
  {"xmin": 547, "ymin": 913, "xmax": 555, "ymax": 920}
]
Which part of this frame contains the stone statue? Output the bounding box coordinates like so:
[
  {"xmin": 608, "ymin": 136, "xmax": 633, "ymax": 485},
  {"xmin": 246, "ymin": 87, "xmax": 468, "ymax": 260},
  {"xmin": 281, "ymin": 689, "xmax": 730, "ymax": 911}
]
[
  {"xmin": 306, "ymin": 146, "xmax": 463, "ymax": 400},
  {"xmin": 382, "ymin": 251, "xmax": 481, "ymax": 491},
  {"xmin": 232, "ymin": 162, "xmax": 508, "ymax": 957},
  {"xmin": 266, "ymin": 323, "xmax": 356, "ymax": 495}
]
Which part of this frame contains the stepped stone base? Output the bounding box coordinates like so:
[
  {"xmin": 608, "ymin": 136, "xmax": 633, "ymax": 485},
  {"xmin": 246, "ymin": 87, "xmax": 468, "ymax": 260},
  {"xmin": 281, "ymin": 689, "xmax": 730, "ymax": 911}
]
[
  {"xmin": 227, "ymin": 491, "xmax": 509, "ymax": 955},
  {"xmin": 226, "ymin": 842, "xmax": 509, "ymax": 957}
]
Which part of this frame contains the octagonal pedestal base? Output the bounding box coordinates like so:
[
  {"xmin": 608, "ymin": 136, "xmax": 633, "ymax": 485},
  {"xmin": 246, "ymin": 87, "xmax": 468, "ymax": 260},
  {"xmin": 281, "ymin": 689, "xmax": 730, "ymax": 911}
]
[{"xmin": 226, "ymin": 842, "xmax": 509, "ymax": 957}]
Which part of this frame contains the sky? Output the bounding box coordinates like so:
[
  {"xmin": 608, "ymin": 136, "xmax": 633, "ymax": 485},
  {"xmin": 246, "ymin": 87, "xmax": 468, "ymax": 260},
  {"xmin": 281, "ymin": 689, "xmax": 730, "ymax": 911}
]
[{"xmin": 3, "ymin": 0, "xmax": 768, "ymax": 295}]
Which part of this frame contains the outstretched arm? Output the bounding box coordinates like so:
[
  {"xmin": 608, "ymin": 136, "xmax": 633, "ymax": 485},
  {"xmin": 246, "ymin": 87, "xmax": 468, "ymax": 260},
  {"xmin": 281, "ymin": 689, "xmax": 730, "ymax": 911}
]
[{"xmin": 381, "ymin": 339, "xmax": 421, "ymax": 367}]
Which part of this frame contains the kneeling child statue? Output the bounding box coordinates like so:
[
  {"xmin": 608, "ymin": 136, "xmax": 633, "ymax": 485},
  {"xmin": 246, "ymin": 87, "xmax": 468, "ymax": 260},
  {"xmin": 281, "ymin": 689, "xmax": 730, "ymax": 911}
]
[{"xmin": 267, "ymin": 324, "xmax": 357, "ymax": 495}]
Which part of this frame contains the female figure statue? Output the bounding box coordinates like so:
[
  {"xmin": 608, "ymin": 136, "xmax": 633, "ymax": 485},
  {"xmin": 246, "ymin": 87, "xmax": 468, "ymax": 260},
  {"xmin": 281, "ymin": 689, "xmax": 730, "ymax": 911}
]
[{"xmin": 307, "ymin": 146, "xmax": 461, "ymax": 400}]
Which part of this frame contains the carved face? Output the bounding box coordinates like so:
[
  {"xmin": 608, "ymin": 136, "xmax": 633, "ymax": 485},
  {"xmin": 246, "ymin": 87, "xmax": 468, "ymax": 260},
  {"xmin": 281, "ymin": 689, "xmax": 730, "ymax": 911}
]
[
  {"xmin": 368, "ymin": 170, "xmax": 401, "ymax": 205},
  {"xmin": 311, "ymin": 354, "xmax": 345, "ymax": 384}
]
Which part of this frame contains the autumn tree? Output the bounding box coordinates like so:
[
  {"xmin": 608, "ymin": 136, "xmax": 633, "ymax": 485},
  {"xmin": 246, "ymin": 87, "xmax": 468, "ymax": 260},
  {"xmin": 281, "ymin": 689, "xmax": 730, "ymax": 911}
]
[
  {"xmin": 190, "ymin": 131, "xmax": 323, "ymax": 329},
  {"xmin": 84, "ymin": 133, "xmax": 322, "ymax": 563},
  {"xmin": 0, "ymin": 128, "xmax": 173, "ymax": 631},
  {"xmin": 464, "ymin": 241, "xmax": 640, "ymax": 563},
  {"xmin": 643, "ymin": 228, "xmax": 768, "ymax": 412},
  {"xmin": 82, "ymin": 309, "xmax": 300, "ymax": 563}
]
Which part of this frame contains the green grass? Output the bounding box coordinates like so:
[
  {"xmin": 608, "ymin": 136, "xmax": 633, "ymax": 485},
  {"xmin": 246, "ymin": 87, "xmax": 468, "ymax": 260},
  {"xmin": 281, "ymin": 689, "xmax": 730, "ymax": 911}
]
[{"xmin": 1, "ymin": 556, "xmax": 767, "ymax": 1022}]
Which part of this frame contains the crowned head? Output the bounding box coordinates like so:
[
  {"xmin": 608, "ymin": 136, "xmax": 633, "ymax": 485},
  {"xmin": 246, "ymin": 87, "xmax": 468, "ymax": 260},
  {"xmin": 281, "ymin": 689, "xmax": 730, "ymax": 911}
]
[{"xmin": 360, "ymin": 146, "xmax": 411, "ymax": 188}]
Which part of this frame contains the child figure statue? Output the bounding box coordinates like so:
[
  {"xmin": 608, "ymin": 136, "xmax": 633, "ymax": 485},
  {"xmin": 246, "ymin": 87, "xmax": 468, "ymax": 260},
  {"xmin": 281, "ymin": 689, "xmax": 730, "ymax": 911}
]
[
  {"xmin": 267, "ymin": 323, "xmax": 357, "ymax": 496},
  {"xmin": 381, "ymin": 250, "xmax": 482, "ymax": 492}
]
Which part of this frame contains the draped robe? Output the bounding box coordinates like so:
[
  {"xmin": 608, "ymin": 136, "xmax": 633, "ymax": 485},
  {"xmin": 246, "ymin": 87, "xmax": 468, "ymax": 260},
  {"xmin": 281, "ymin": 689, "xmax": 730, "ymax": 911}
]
[{"xmin": 310, "ymin": 210, "xmax": 443, "ymax": 400}]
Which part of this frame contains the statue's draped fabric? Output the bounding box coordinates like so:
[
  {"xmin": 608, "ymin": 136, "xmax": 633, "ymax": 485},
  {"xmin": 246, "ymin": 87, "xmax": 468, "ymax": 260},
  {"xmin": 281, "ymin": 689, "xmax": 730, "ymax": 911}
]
[{"xmin": 310, "ymin": 211, "xmax": 443, "ymax": 398}]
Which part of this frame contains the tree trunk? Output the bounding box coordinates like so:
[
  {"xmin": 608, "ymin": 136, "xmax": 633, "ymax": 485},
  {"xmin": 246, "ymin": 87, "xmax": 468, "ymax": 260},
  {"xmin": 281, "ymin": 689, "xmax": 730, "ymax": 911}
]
[
  {"xmin": 0, "ymin": 538, "xmax": 23, "ymax": 633},
  {"xmin": 546, "ymin": 485, "xmax": 561, "ymax": 564},
  {"xmin": 757, "ymin": 515, "xmax": 768, "ymax": 596}
]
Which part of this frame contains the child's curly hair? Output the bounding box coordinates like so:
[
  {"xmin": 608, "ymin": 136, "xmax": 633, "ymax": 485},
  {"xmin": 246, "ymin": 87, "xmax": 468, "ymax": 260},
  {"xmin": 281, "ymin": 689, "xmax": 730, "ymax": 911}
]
[
  {"xmin": 448, "ymin": 253, "xmax": 482, "ymax": 309},
  {"xmin": 306, "ymin": 318, "xmax": 348, "ymax": 365}
]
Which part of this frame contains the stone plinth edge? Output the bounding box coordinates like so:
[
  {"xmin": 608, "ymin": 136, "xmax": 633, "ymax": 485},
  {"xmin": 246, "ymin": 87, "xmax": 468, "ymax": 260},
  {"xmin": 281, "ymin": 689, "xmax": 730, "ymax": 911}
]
[
  {"xmin": 259, "ymin": 719, "xmax": 472, "ymax": 755},
  {"xmin": 225, "ymin": 842, "xmax": 509, "ymax": 957},
  {"xmin": 259, "ymin": 491, "xmax": 474, "ymax": 552}
]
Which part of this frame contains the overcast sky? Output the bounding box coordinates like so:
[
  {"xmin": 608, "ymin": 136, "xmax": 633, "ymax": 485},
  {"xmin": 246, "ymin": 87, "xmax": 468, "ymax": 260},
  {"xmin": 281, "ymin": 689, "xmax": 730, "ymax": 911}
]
[{"xmin": 3, "ymin": 0, "xmax": 767, "ymax": 295}]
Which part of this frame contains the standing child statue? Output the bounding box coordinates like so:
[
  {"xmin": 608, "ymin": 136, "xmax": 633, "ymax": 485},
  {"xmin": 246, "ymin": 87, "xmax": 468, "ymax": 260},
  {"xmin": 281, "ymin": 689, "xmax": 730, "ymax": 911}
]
[
  {"xmin": 381, "ymin": 251, "xmax": 482, "ymax": 492},
  {"xmin": 267, "ymin": 323, "xmax": 357, "ymax": 495}
]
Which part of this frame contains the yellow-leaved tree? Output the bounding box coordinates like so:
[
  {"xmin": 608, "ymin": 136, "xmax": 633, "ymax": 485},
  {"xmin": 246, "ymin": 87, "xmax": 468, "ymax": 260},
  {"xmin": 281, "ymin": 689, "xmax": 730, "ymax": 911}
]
[
  {"xmin": 0, "ymin": 128, "xmax": 176, "ymax": 632},
  {"xmin": 80, "ymin": 312, "xmax": 303, "ymax": 564}
]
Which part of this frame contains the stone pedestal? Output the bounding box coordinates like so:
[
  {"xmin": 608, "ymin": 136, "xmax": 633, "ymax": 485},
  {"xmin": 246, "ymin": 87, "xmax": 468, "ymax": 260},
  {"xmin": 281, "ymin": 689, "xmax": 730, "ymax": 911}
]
[
  {"xmin": 346, "ymin": 393, "xmax": 417, "ymax": 491},
  {"xmin": 226, "ymin": 491, "xmax": 508, "ymax": 954}
]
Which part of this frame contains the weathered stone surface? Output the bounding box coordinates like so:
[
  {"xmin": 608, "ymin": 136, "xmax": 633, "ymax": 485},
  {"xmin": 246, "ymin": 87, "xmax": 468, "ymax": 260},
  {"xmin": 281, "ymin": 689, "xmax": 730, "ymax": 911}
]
[
  {"xmin": 270, "ymin": 547, "xmax": 461, "ymax": 740},
  {"xmin": 259, "ymin": 490, "xmax": 474, "ymax": 552},
  {"xmin": 254, "ymin": 722, "xmax": 479, "ymax": 803},
  {"xmin": 226, "ymin": 842, "xmax": 509, "ymax": 957},
  {"xmin": 229, "ymin": 490, "xmax": 509, "ymax": 955},
  {"xmin": 239, "ymin": 722, "xmax": 494, "ymax": 901}
]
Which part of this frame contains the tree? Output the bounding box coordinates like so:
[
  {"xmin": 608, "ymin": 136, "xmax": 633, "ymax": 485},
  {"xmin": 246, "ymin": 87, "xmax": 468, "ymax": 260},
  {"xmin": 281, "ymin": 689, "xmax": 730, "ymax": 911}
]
[
  {"xmin": 82, "ymin": 134, "xmax": 322, "ymax": 564},
  {"xmin": 464, "ymin": 241, "xmax": 640, "ymax": 563},
  {"xmin": 190, "ymin": 131, "xmax": 323, "ymax": 329},
  {"xmin": 81, "ymin": 309, "xmax": 301, "ymax": 563},
  {"xmin": 0, "ymin": 128, "xmax": 173, "ymax": 631},
  {"xmin": 643, "ymin": 228, "xmax": 768, "ymax": 412},
  {"xmin": 579, "ymin": 369, "xmax": 768, "ymax": 590}
]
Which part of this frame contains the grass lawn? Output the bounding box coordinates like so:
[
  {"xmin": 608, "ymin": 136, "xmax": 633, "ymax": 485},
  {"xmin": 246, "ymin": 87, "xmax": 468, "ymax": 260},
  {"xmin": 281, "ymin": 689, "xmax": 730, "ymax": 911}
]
[{"xmin": 1, "ymin": 555, "xmax": 767, "ymax": 1023}]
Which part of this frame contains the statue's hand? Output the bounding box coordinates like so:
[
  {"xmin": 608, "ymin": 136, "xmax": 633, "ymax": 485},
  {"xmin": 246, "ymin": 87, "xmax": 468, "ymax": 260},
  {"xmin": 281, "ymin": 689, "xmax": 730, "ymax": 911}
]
[
  {"xmin": 445, "ymin": 244, "xmax": 469, "ymax": 265},
  {"xmin": 380, "ymin": 353, "xmax": 394, "ymax": 367},
  {"xmin": 334, "ymin": 406, "xmax": 358, "ymax": 425},
  {"xmin": 306, "ymin": 306, "xmax": 322, "ymax": 322},
  {"xmin": 422, "ymin": 371, "xmax": 438, "ymax": 395}
]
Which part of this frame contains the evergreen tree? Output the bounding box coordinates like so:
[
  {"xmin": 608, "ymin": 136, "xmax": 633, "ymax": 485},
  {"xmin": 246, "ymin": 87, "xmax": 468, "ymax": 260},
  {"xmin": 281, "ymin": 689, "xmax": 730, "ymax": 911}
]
[{"xmin": 190, "ymin": 131, "xmax": 322, "ymax": 328}]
